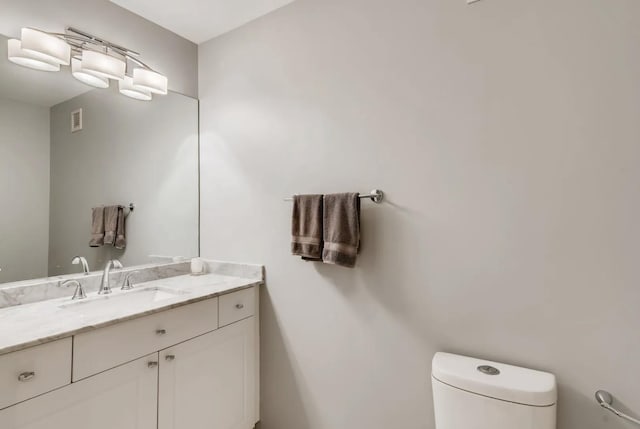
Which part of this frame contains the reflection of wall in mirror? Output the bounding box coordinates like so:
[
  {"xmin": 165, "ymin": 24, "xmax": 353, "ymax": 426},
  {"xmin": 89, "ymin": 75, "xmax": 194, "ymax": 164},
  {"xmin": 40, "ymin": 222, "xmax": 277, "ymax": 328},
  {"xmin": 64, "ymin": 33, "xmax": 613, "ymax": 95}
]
[
  {"xmin": 0, "ymin": 98, "xmax": 50, "ymax": 283},
  {"xmin": 48, "ymin": 87, "xmax": 200, "ymax": 277}
]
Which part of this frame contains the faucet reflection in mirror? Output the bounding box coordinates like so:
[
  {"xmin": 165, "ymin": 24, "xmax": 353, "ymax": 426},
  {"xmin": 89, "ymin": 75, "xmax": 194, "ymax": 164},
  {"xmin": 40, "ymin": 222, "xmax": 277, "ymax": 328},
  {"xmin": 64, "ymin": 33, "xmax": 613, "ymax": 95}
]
[
  {"xmin": 71, "ymin": 256, "xmax": 90, "ymax": 275},
  {"xmin": 6, "ymin": 27, "xmax": 168, "ymax": 101}
]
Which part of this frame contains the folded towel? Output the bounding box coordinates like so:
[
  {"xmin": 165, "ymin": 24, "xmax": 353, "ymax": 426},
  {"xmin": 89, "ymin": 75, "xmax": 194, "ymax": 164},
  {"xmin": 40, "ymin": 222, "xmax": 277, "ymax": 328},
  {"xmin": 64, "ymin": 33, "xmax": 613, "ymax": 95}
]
[
  {"xmin": 322, "ymin": 193, "xmax": 360, "ymax": 268},
  {"xmin": 291, "ymin": 194, "xmax": 324, "ymax": 260},
  {"xmin": 115, "ymin": 206, "xmax": 126, "ymax": 250},
  {"xmin": 103, "ymin": 205, "xmax": 119, "ymax": 246},
  {"xmin": 89, "ymin": 206, "xmax": 105, "ymax": 247}
]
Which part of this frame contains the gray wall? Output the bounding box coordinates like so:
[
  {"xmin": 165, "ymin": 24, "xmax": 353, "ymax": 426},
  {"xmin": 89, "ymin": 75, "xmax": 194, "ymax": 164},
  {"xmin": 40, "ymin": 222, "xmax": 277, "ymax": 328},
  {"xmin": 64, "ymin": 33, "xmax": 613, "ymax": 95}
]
[
  {"xmin": 0, "ymin": 98, "xmax": 50, "ymax": 283},
  {"xmin": 49, "ymin": 87, "xmax": 199, "ymax": 276},
  {"xmin": 198, "ymin": 0, "xmax": 640, "ymax": 428},
  {"xmin": 0, "ymin": 0, "xmax": 198, "ymax": 97}
]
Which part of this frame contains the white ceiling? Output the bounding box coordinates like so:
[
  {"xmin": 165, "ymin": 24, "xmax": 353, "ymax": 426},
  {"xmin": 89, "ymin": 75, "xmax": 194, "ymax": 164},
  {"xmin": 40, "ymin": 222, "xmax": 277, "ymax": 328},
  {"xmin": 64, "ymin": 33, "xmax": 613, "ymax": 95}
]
[{"xmin": 110, "ymin": 0, "xmax": 297, "ymax": 44}]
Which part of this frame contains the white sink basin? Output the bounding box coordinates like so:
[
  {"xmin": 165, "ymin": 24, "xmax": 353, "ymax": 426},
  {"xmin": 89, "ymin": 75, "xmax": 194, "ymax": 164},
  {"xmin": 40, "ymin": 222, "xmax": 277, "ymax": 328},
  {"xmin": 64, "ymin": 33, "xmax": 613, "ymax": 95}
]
[{"xmin": 59, "ymin": 287, "xmax": 188, "ymax": 315}]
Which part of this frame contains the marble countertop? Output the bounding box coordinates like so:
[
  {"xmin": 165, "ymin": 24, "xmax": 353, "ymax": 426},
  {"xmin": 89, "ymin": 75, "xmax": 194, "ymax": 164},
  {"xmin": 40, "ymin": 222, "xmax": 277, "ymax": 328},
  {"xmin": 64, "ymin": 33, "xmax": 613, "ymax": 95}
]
[{"xmin": 0, "ymin": 272, "xmax": 262, "ymax": 356}]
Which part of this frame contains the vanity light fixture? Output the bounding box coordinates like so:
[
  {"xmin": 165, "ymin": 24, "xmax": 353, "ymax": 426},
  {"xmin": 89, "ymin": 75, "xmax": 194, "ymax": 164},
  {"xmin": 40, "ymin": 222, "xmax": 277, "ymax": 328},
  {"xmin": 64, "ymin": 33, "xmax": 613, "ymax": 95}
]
[
  {"xmin": 21, "ymin": 28, "xmax": 71, "ymax": 65},
  {"xmin": 71, "ymin": 58, "xmax": 110, "ymax": 89},
  {"xmin": 133, "ymin": 68, "xmax": 168, "ymax": 95},
  {"xmin": 6, "ymin": 26, "xmax": 168, "ymax": 101},
  {"xmin": 7, "ymin": 39, "xmax": 60, "ymax": 71},
  {"xmin": 81, "ymin": 49, "xmax": 126, "ymax": 81},
  {"xmin": 119, "ymin": 76, "xmax": 152, "ymax": 101}
]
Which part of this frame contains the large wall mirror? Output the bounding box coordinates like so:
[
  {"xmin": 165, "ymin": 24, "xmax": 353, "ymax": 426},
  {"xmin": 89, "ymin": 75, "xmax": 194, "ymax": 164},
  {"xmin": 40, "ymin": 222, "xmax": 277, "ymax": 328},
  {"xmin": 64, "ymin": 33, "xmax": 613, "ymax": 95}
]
[{"xmin": 0, "ymin": 33, "xmax": 199, "ymax": 285}]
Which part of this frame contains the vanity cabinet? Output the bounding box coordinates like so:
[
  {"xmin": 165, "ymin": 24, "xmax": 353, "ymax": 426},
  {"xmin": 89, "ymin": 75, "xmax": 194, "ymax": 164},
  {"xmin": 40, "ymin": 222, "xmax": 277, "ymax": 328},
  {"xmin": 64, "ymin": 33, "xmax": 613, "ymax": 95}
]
[
  {"xmin": 0, "ymin": 286, "xmax": 259, "ymax": 429},
  {"xmin": 0, "ymin": 338, "xmax": 72, "ymax": 410},
  {"xmin": 73, "ymin": 297, "xmax": 220, "ymax": 381},
  {"xmin": 0, "ymin": 354, "xmax": 158, "ymax": 429},
  {"xmin": 159, "ymin": 317, "xmax": 257, "ymax": 429}
]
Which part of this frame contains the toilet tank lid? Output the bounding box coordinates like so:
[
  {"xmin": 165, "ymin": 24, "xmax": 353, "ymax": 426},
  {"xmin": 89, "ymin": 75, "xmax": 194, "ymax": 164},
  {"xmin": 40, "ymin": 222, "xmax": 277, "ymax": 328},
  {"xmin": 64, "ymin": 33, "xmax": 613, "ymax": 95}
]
[{"xmin": 432, "ymin": 352, "xmax": 557, "ymax": 407}]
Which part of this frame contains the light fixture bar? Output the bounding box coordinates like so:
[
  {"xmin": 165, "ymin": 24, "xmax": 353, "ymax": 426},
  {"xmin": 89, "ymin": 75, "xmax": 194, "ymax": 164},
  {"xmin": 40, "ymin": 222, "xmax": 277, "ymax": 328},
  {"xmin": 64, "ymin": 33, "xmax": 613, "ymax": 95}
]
[
  {"xmin": 63, "ymin": 27, "xmax": 158, "ymax": 73},
  {"xmin": 65, "ymin": 27, "xmax": 140, "ymax": 57}
]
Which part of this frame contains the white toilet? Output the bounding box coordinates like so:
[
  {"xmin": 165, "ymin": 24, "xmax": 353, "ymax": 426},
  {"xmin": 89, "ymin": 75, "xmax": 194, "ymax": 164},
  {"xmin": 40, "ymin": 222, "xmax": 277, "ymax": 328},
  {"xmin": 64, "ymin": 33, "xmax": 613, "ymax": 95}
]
[{"xmin": 431, "ymin": 352, "xmax": 557, "ymax": 429}]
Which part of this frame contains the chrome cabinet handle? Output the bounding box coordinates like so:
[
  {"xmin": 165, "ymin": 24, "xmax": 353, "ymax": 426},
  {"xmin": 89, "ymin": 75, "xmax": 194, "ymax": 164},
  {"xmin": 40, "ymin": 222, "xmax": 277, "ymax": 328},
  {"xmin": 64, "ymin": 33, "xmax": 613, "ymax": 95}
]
[
  {"xmin": 18, "ymin": 371, "xmax": 35, "ymax": 382},
  {"xmin": 156, "ymin": 329, "xmax": 167, "ymax": 335},
  {"xmin": 165, "ymin": 355, "xmax": 175, "ymax": 361},
  {"xmin": 235, "ymin": 303, "xmax": 244, "ymax": 309},
  {"xmin": 147, "ymin": 361, "xmax": 158, "ymax": 368}
]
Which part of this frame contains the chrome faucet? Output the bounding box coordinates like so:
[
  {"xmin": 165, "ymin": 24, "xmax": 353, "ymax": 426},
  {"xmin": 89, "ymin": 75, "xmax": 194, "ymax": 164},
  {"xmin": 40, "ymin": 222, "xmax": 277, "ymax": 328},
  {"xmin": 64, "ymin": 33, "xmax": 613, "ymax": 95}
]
[
  {"xmin": 72, "ymin": 256, "xmax": 90, "ymax": 275},
  {"xmin": 99, "ymin": 259, "xmax": 123, "ymax": 295},
  {"xmin": 122, "ymin": 270, "xmax": 141, "ymax": 290}
]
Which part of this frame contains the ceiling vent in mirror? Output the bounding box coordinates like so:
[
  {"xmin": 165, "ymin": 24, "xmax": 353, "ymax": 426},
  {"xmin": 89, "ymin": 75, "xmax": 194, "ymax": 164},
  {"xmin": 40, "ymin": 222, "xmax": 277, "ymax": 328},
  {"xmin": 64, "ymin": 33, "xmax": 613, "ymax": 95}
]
[
  {"xmin": 71, "ymin": 108, "xmax": 83, "ymax": 133},
  {"xmin": 5, "ymin": 26, "xmax": 168, "ymax": 101}
]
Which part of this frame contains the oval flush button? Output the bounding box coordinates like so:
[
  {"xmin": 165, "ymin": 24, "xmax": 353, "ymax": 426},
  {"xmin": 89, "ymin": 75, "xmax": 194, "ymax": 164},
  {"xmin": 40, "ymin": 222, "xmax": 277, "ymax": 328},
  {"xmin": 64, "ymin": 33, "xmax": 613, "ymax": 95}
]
[{"xmin": 477, "ymin": 365, "xmax": 500, "ymax": 375}]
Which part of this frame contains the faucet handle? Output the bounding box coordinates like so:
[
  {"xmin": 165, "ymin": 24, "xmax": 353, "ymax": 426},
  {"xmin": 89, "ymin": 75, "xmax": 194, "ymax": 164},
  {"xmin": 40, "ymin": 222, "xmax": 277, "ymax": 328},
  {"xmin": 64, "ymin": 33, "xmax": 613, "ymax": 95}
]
[
  {"xmin": 61, "ymin": 279, "xmax": 87, "ymax": 300},
  {"xmin": 122, "ymin": 271, "xmax": 141, "ymax": 290},
  {"xmin": 112, "ymin": 259, "xmax": 124, "ymax": 269}
]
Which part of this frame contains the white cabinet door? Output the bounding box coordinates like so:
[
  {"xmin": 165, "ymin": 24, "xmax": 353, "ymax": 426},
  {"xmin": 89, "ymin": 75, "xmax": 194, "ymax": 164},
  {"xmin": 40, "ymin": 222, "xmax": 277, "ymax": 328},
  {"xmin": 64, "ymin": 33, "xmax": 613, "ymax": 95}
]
[
  {"xmin": 0, "ymin": 353, "xmax": 158, "ymax": 429},
  {"xmin": 159, "ymin": 317, "xmax": 257, "ymax": 429}
]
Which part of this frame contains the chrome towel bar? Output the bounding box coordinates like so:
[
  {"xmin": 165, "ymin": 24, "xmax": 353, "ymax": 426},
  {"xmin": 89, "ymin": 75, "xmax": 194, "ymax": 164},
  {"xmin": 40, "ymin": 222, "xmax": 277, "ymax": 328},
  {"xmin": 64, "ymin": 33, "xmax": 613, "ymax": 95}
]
[
  {"xmin": 124, "ymin": 202, "xmax": 135, "ymax": 216},
  {"xmin": 596, "ymin": 390, "xmax": 640, "ymax": 426},
  {"xmin": 284, "ymin": 189, "xmax": 384, "ymax": 204}
]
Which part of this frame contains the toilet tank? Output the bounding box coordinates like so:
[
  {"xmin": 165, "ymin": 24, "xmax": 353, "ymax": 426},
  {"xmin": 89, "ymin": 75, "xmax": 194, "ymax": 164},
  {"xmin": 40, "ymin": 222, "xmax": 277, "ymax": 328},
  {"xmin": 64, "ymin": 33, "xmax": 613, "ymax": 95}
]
[{"xmin": 431, "ymin": 353, "xmax": 557, "ymax": 429}]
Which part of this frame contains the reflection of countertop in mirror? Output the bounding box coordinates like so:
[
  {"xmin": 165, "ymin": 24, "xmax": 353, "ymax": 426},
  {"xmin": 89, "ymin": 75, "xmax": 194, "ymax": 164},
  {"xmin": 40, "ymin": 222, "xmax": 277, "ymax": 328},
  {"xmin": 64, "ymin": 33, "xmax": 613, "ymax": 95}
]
[
  {"xmin": 0, "ymin": 263, "xmax": 264, "ymax": 356},
  {"xmin": 0, "ymin": 72, "xmax": 200, "ymax": 285}
]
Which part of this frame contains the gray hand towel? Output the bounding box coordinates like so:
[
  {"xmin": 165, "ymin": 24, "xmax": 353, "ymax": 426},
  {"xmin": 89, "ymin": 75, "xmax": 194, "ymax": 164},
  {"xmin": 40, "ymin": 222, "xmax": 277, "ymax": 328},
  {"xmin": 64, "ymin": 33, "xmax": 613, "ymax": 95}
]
[
  {"xmin": 115, "ymin": 206, "xmax": 126, "ymax": 250},
  {"xmin": 103, "ymin": 205, "xmax": 119, "ymax": 246},
  {"xmin": 89, "ymin": 206, "xmax": 105, "ymax": 247},
  {"xmin": 322, "ymin": 193, "xmax": 360, "ymax": 268},
  {"xmin": 291, "ymin": 194, "xmax": 324, "ymax": 260}
]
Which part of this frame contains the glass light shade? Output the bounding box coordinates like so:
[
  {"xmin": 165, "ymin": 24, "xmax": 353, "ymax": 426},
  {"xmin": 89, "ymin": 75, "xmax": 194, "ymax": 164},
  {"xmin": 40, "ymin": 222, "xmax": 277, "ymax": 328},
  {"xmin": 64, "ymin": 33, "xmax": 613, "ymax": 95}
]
[
  {"xmin": 81, "ymin": 50, "xmax": 126, "ymax": 80},
  {"xmin": 119, "ymin": 76, "xmax": 152, "ymax": 101},
  {"xmin": 21, "ymin": 28, "xmax": 70, "ymax": 65},
  {"xmin": 71, "ymin": 58, "xmax": 109, "ymax": 88},
  {"xmin": 132, "ymin": 68, "xmax": 168, "ymax": 95},
  {"xmin": 7, "ymin": 39, "xmax": 60, "ymax": 72}
]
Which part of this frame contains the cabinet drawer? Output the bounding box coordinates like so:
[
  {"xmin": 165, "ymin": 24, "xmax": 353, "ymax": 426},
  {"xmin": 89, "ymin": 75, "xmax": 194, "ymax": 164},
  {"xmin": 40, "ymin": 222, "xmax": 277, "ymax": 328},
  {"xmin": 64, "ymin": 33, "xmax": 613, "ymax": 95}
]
[
  {"xmin": 219, "ymin": 287, "xmax": 256, "ymax": 327},
  {"xmin": 0, "ymin": 353, "xmax": 158, "ymax": 429},
  {"xmin": 73, "ymin": 298, "xmax": 218, "ymax": 381},
  {"xmin": 0, "ymin": 338, "xmax": 72, "ymax": 410}
]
